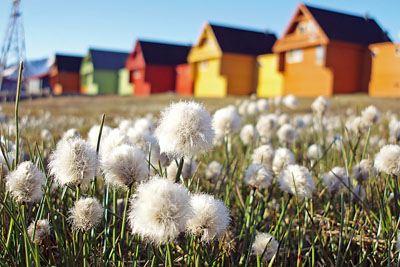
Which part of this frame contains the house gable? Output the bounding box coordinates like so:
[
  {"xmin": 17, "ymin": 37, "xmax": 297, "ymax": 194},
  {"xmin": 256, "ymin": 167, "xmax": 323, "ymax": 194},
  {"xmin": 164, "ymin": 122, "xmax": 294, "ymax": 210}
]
[
  {"xmin": 188, "ymin": 23, "xmax": 222, "ymax": 63},
  {"xmin": 273, "ymin": 4, "xmax": 329, "ymax": 52},
  {"xmin": 126, "ymin": 41, "xmax": 146, "ymax": 70}
]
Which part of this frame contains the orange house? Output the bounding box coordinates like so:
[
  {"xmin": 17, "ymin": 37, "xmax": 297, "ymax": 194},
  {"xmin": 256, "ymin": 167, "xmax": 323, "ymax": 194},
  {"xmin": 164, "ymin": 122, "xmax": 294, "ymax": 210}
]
[
  {"xmin": 175, "ymin": 63, "xmax": 193, "ymax": 95},
  {"xmin": 369, "ymin": 42, "xmax": 400, "ymax": 97},
  {"xmin": 50, "ymin": 54, "xmax": 82, "ymax": 95},
  {"xmin": 273, "ymin": 3, "xmax": 390, "ymax": 97}
]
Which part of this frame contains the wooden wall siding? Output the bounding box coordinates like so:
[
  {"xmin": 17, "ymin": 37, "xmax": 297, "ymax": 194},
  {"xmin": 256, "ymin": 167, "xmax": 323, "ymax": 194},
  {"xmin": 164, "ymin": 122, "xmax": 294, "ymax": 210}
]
[
  {"xmin": 175, "ymin": 63, "xmax": 193, "ymax": 95},
  {"xmin": 193, "ymin": 59, "xmax": 226, "ymax": 97},
  {"xmin": 256, "ymin": 54, "xmax": 284, "ymax": 97},
  {"xmin": 369, "ymin": 43, "xmax": 400, "ymax": 97}
]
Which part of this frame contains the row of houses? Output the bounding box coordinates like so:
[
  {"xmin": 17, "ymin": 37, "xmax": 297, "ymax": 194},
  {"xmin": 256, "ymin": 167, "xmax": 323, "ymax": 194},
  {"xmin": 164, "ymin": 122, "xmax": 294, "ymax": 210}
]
[{"xmin": 49, "ymin": 3, "xmax": 399, "ymax": 97}]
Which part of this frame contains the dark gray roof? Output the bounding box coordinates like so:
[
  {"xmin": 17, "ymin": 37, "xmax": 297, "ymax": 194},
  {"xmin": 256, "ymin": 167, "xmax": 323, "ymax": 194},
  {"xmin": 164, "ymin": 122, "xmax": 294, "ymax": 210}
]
[
  {"xmin": 306, "ymin": 4, "xmax": 391, "ymax": 45},
  {"xmin": 55, "ymin": 54, "xmax": 83, "ymax": 72},
  {"xmin": 89, "ymin": 49, "xmax": 129, "ymax": 70},
  {"xmin": 209, "ymin": 23, "xmax": 277, "ymax": 55},
  {"xmin": 138, "ymin": 40, "xmax": 191, "ymax": 65}
]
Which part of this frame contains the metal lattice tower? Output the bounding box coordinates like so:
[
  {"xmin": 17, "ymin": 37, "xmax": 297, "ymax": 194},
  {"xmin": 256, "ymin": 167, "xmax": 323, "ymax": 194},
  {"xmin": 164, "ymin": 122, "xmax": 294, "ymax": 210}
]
[{"xmin": 0, "ymin": 0, "xmax": 26, "ymax": 90}]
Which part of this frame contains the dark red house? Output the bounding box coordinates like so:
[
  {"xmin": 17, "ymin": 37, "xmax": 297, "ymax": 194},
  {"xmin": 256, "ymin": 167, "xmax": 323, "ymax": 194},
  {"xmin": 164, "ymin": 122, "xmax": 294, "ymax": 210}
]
[{"xmin": 126, "ymin": 40, "xmax": 191, "ymax": 95}]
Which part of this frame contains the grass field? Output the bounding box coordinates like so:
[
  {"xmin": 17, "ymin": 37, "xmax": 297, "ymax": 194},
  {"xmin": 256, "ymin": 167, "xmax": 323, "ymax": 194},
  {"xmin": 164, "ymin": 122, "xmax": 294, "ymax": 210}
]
[{"xmin": 1, "ymin": 92, "xmax": 400, "ymax": 266}]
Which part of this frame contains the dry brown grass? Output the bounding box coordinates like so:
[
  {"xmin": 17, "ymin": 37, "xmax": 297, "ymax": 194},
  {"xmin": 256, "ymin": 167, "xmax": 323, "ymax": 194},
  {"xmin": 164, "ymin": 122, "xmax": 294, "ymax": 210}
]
[{"xmin": 0, "ymin": 93, "xmax": 399, "ymax": 119}]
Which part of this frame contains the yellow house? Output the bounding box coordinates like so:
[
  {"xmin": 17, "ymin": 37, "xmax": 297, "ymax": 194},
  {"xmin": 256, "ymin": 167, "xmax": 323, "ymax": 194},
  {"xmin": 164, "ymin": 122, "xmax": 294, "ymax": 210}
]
[
  {"xmin": 188, "ymin": 23, "xmax": 277, "ymax": 97},
  {"xmin": 256, "ymin": 54, "xmax": 284, "ymax": 97}
]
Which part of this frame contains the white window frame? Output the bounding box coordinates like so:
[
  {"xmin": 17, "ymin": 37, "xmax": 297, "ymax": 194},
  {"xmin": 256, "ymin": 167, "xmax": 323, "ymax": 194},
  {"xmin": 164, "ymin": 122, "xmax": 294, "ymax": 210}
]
[
  {"xmin": 199, "ymin": 60, "xmax": 208, "ymax": 71},
  {"xmin": 287, "ymin": 49, "xmax": 303, "ymax": 64},
  {"xmin": 315, "ymin": 45, "xmax": 325, "ymax": 65}
]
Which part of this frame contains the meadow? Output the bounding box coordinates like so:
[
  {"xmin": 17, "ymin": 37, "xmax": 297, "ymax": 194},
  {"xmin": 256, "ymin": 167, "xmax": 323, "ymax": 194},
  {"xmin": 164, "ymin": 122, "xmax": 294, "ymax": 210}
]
[{"xmin": 0, "ymin": 90, "xmax": 400, "ymax": 266}]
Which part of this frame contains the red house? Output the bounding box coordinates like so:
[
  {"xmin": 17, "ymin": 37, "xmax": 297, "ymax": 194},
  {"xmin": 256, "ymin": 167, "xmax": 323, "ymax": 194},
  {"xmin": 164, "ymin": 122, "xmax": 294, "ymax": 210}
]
[{"xmin": 126, "ymin": 40, "xmax": 191, "ymax": 95}]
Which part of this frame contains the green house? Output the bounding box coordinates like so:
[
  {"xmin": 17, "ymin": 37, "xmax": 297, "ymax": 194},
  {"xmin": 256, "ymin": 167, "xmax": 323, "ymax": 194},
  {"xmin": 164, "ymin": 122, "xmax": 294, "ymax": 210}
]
[{"xmin": 80, "ymin": 48, "xmax": 131, "ymax": 95}]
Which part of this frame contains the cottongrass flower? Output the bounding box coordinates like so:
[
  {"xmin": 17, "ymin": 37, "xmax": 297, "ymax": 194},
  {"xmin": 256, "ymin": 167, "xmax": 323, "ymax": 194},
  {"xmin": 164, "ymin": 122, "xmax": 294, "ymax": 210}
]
[
  {"xmin": 278, "ymin": 113, "xmax": 290, "ymax": 126},
  {"xmin": 361, "ymin": 105, "xmax": 380, "ymax": 126},
  {"xmin": 186, "ymin": 193, "xmax": 230, "ymax": 242},
  {"xmin": 100, "ymin": 128, "xmax": 131, "ymax": 160},
  {"xmin": 278, "ymin": 164, "xmax": 315, "ymax": 200},
  {"xmin": 240, "ymin": 124, "xmax": 259, "ymax": 145},
  {"xmin": 40, "ymin": 129, "xmax": 52, "ymax": 142},
  {"xmin": 283, "ymin": 94, "xmax": 298, "ymax": 109},
  {"xmin": 134, "ymin": 118, "xmax": 155, "ymax": 135},
  {"xmin": 69, "ymin": 197, "xmax": 104, "ymax": 232},
  {"xmin": 311, "ymin": 96, "xmax": 330, "ymax": 116},
  {"xmin": 272, "ymin": 96, "xmax": 282, "ymax": 108},
  {"xmin": 244, "ymin": 163, "xmax": 273, "ymax": 189},
  {"xmin": 345, "ymin": 116, "xmax": 368, "ymax": 134},
  {"xmin": 351, "ymin": 185, "xmax": 366, "ymax": 203},
  {"xmin": 246, "ymin": 101, "xmax": 259, "ymax": 117},
  {"xmin": 62, "ymin": 128, "xmax": 81, "ymax": 141},
  {"xmin": 6, "ymin": 161, "xmax": 45, "ymax": 203},
  {"xmin": 256, "ymin": 114, "xmax": 278, "ymax": 140},
  {"xmin": 252, "ymin": 232, "xmax": 279, "ymax": 263},
  {"xmin": 118, "ymin": 119, "xmax": 135, "ymax": 133},
  {"xmin": 374, "ymin": 145, "xmax": 400, "ymax": 175},
  {"xmin": 389, "ymin": 117, "xmax": 400, "ymax": 142},
  {"xmin": 87, "ymin": 125, "xmax": 112, "ymax": 149},
  {"xmin": 167, "ymin": 159, "xmax": 198, "ymax": 181},
  {"xmin": 352, "ymin": 159, "xmax": 376, "ymax": 182},
  {"xmin": 212, "ymin": 106, "xmax": 241, "ymax": 138},
  {"xmin": 272, "ymin": 148, "xmax": 295, "ymax": 176},
  {"xmin": 238, "ymin": 100, "xmax": 249, "ymax": 117},
  {"xmin": 28, "ymin": 219, "xmax": 51, "ymax": 244},
  {"xmin": 256, "ymin": 98, "xmax": 269, "ymax": 113},
  {"xmin": 277, "ymin": 124, "xmax": 297, "ymax": 145},
  {"xmin": 128, "ymin": 176, "xmax": 192, "ymax": 245},
  {"xmin": 156, "ymin": 101, "xmax": 214, "ymax": 158},
  {"xmin": 322, "ymin": 167, "xmax": 351, "ymax": 196},
  {"xmin": 101, "ymin": 144, "xmax": 149, "ymax": 190},
  {"xmin": 205, "ymin": 161, "xmax": 223, "ymax": 180},
  {"xmin": 49, "ymin": 138, "xmax": 98, "ymax": 187},
  {"xmin": 251, "ymin": 144, "xmax": 275, "ymax": 169},
  {"xmin": 307, "ymin": 144, "xmax": 322, "ymax": 160}
]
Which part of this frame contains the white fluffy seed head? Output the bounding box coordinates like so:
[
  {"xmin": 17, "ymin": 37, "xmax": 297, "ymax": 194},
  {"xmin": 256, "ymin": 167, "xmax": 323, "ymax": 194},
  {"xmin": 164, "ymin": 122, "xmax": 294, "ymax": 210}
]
[
  {"xmin": 100, "ymin": 128, "xmax": 131, "ymax": 160},
  {"xmin": 167, "ymin": 159, "xmax": 198, "ymax": 181},
  {"xmin": 322, "ymin": 167, "xmax": 351, "ymax": 196},
  {"xmin": 251, "ymin": 145, "xmax": 275, "ymax": 169},
  {"xmin": 134, "ymin": 118, "xmax": 155, "ymax": 135},
  {"xmin": 212, "ymin": 106, "xmax": 241, "ymax": 138},
  {"xmin": 62, "ymin": 128, "xmax": 81, "ymax": 141},
  {"xmin": 252, "ymin": 232, "xmax": 279, "ymax": 263},
  {"xmin": 156, "ymin": 101, "xmax": 214, "ymax": 158},
  {"xmin": 28, "ymin": 219, "xmax": 51, "ymax": 244},
  {"xmin": 374, "ymin": 145, "xmax": 400, "ymax": 175},
  {"xmin": 49, "ymin": 138, "xmax": 98, "ymax": 187},
  {"xmin": 311, "ymin": 96, "xmax": 330, "ymax": 116},
  {"xmin": 205, "ymin": 161, "xmax": 223, "ymax": 180},
  {"xmin": 246, "ymin": 102, "xmax": 259, "ymax": 117},
  {"xmin": 361, "ymin": 105, "xmax": 380, "ymax": 126},
  {"xmin": 278, "ymin": 113, "xmax": 291, "ymax": 126},
  {"xmin": 256, "ymin": 114, "xmax": 278, "ymax": 139},
  {"xmin": 278, "ymin": 164, "xmax": 315, "ymax": 200},
  {"xmin": 283, "ymin": 94, "xmax": 298, "ymax": 109},
  {"xmin": 307, "ymin": 144, "xmax": 322, "ymax": 160},
  {"xmin": 244, "ymin": 163, "xmax": 273, "ymax": 189},
  {"xmin": 6, "ymin": 161, "xmax": 45, "ymax": 203},
  {"xmin": 352, "ymin": 159, "xmax": 376, "ymax": 182},
  {"xmin": 101, "ymin": 144, "xmax": 149, "ymax": 190},
  {"xmin": 40, "ymin": 129, "xmax": 52, "ymax": 142},
  {"xmin": 272, "ymin": 148, "xmax": 295, "ymax": 176},
  {"xmin": 277, "ymin": 124, "xmax": 297, "ymax": 145},
  {"xmin": 256, "ymin": 99, "xmax": 269, "ymax": 113},
  {"xmin": 186, "ymin": 193, "xmax": 230, "ymax": 242},
  {"xmin": 69, "ymin": 197, "xmax": 104, "ymax": 232},
  {"xmin": 240, "ymin": 124, "xmax": 259, "ymax": 145},
  {"xmin": 128, "ymin": 176, "xmax": 192, "ymax": 245},
  {"xmin": 87, "ymin": 125, "xmax": 112, "ymax": 149},
  {"xmin": 118, "ymin": 119, "xmax": 135, "ymax": 133}
]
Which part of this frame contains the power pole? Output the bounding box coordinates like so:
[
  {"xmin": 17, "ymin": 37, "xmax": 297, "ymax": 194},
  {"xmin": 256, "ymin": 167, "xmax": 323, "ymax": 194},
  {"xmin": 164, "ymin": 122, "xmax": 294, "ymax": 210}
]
[{"xmin": 0, "ymin": 0, "xmax": 27, "ymax": 90}]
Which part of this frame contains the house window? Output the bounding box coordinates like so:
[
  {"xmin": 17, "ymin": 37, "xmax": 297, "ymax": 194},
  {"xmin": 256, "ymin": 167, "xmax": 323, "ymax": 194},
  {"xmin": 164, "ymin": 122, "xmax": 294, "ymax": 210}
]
[
  {"xmin": 315, "ymin": 45, "xmax": 325, "ymax": 65},
  {"xmin": 199, "ymin": 60, "xmax": 208, "ymax": 71},
  {"xmin": 287, "ymin": 49, "xmax": 303, "ymax": 64},
  {"xmin": 371, "ymin": 48, "xmax": 378, "ymax": 57},
  {"xmin": 297, "ymin": 21, "xmax": 308, "ymax": 34},
  {"xmin": 396, "ymin": 47, "xmax": 400, "ymax": 57},
  {"xmin": 133, "ymin": 70, "xmax": 141, "ymax": 79}
]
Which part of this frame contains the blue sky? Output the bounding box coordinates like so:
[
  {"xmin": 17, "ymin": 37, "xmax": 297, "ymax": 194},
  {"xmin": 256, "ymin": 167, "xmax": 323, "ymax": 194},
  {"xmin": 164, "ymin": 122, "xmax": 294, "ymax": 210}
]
[{"xmin": 0, "ymin": 0, "xmax": 399, "ymax": 60}]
